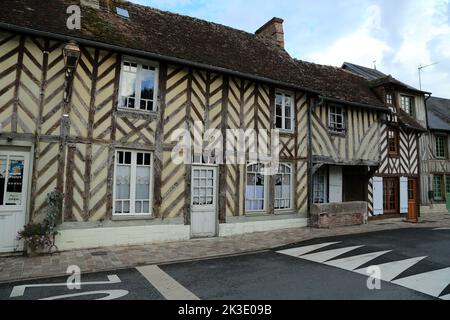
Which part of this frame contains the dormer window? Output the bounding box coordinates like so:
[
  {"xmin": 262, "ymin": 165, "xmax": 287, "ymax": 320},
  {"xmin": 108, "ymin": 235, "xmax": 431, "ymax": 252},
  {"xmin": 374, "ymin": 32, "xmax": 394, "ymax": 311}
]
[{"xmin": 400, "ymin": 95, "xmax": 414, "ymax": 116}]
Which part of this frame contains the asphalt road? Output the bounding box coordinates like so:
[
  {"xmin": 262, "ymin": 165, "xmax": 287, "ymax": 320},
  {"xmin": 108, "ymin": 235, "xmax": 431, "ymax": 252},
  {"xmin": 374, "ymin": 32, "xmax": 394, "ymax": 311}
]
[{"xmin": 0, "ymin": 227, "xmax": 449, "ymax": 300}]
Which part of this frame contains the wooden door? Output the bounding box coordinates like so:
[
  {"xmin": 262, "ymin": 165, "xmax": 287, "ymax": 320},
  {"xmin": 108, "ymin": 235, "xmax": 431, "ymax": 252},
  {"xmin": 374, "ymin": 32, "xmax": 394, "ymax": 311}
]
[
  {"xmin": 407, "ymin": 178, "xmax": 418, "ymax": 222},
  {"xmin": 383, "ymin": 177, "xmax": 399, "ymax": 214},
  {"xmin": 191, "ymin": 166, "xmax": 218, "ymax": 238},
  {"xmin": 0, "ymin": 151, "xmax": 30, "ymax": 253}
]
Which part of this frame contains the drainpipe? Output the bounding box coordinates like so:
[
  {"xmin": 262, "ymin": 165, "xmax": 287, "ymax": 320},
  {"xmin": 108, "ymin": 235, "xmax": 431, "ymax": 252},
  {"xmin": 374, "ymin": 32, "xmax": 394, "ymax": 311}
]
[{"xmin": 307, "ymin": 95, "xmax": 324, "ymax": 220}]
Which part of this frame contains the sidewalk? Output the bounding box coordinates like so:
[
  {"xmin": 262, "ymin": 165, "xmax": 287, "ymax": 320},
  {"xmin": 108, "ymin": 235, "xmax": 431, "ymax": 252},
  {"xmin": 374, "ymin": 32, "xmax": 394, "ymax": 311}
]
[{"xmin": 1, "ymin": 212, "xmax": 449, "ymax": 283}]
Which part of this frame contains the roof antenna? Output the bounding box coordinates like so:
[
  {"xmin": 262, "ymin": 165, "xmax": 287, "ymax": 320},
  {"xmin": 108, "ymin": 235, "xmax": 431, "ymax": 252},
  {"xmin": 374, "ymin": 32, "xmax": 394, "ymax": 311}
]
[
  {"xmin": 372, "ymin": 60, "xmax": 377, "ymax": 70},
  {"xmin": 418, "ymin": 62, "xmax": 438, "ymax": 90}
]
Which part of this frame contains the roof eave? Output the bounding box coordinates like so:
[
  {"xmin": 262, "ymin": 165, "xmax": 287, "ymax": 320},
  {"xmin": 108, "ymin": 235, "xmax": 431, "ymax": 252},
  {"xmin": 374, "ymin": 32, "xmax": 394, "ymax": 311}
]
[
  {"xmin": 0, "ymin": 22, "xmax": 323, "ymax": 96},
  {"xmin": 321, "ymin": 96, "xmax": 388, "ymax": 112}
]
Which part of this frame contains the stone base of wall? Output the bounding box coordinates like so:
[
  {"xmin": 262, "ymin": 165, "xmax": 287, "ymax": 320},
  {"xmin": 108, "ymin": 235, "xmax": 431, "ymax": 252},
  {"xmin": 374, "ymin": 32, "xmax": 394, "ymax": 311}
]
[
  {"xmin": 311, "ymin": 202, "xmax": 368, "ymax": 229},
  {"xmin": 420, "ymin": 204, "xmax": 448, "ymax": 215}
]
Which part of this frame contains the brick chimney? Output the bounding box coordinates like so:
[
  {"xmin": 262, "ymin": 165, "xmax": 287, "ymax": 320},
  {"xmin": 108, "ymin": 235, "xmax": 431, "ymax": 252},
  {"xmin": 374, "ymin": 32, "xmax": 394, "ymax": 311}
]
[{"xmin": 255, "ymin": 17, "xmax": 285, "ymax": 48}]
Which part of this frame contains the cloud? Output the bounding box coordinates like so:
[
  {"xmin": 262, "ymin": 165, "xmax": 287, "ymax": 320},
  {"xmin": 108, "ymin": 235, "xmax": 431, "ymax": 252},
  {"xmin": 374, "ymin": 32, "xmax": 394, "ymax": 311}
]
[
  {"xmin": 306, "ymin": 5, "xmax": 393, "ymax": 68},
  {"xmin": 132, "ymin": 0, "xmax": 450, "ymax": 98}
]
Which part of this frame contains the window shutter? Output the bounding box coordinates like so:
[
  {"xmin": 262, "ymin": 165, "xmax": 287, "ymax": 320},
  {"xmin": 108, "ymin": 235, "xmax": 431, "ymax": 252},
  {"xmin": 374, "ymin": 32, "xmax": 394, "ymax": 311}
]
[
  {"xmin": 372, "ymin": 177, "xmax": 383, "ymax": 216},
  {"xmin": 400, "ymin": 177, "xmax": 408, "ymax": 214}
]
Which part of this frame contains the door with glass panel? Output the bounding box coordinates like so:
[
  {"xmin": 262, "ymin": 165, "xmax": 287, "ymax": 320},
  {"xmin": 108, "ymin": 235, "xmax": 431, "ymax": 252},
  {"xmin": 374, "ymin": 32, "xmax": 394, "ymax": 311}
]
[
  {"xmin": 191, "ymin": 166, "xmax": 217, "ymax": 238},
  {"xmin": 0, "ymin": 151, "xmax": 30, "ymax": 253}
]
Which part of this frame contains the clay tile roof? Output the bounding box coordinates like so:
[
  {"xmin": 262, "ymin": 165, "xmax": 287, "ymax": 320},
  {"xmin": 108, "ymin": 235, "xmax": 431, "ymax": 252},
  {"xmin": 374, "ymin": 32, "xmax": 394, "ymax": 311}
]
[{"xmin": 0, "ymin": 0, "xmax": 386, "ymax": 109}]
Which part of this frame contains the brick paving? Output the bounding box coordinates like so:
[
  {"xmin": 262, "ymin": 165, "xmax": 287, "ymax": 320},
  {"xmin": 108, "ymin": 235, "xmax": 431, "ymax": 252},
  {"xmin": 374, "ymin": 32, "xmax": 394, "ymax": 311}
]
[{"xmin": 0, "ymin": 212, "xmax": 449, "ymax": 283}]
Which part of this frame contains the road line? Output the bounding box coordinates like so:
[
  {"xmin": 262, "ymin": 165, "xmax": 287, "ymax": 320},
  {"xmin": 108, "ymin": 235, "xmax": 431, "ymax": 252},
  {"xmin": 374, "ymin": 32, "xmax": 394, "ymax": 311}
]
[
  {"xmin": 276, "ymin": 242, "xmax": 341, "ymax": 257},
  {"xmin": 355, "ymin": 256, "xmax": 427, "ymax": 282},
  {"xmin": 136, "ymin": 265, "xmax": 199, "ymax": 300},
  {"xmin": 440, "ymin": 294, "xmax": 450, "ymax": 300},
  {"xmin": 299, "ymin": 245, "xmax": 364, "ymax": 263},
  {"xmin": 392, "ymin": 267, "xmax": 450, "ymax": 298},
  {"xmin": 433, "ymin": 228, "xmax": 450, "ymax": 231},
  {"xmin": 325, "ymin": 250, "xmax": 392, "ymax": 271}
]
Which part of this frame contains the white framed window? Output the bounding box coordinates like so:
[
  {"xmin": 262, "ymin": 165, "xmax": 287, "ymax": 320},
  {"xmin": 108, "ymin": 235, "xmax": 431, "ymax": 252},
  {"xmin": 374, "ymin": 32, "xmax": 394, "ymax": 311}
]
[
  {"xmin": 329, "ymin": 105, "xmax": 345, "ymax": 133},
  {"xmin": 245, "ymin": 162, "xmax": 266, "ymax": 212},
  {"xmin": 275, "ymin": 163, "xmax": 292, "ymax": 210},
  {"xmin": 275, "ymin": 91, "xmax": 294, "ymax": 131},
  {"xmin": 118, "ymin": 57, "xmax": 159, "ymax": 112},
  {"xmin": 386, "ymin": 93, "xmax": 393, "ymax": 105},
  {"xmin": 192, "ymin": 168, "xmax": 215, "ymax": 206},
  {"xmin": 313, "ymin": 167, "xmax": 327, "ymax": 204},
  {"xmin": 400, "ymin": 95, "xmax": 414, "ymax": 116},
  {"xmin": 113, "ymin": 150, "xmax": 153, "ymax": 216}
]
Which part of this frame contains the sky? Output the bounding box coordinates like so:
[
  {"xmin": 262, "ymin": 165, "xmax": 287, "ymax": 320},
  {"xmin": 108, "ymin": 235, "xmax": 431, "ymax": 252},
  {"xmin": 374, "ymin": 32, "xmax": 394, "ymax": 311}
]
[{"xmin": 130, "ymin": 0, "xmax": 450, "ymax": 98}]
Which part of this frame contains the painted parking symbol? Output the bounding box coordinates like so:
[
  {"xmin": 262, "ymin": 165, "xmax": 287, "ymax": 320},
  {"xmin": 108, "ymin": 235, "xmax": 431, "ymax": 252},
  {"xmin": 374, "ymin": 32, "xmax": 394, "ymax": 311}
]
[
  {"xmin": 0, "ymin": 268, "xmax": 165, "ymax": 300},
  {"xmin": 9, "ymin": 274, "xmax": 128, "ymax": 300}
]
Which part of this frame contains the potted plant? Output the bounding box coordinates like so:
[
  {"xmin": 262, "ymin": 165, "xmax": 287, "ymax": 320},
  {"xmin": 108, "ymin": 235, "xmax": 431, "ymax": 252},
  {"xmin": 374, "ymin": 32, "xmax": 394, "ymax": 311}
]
[{"xmin": 17, "ymin": 190, "xmax": 63, "ymax": 256}]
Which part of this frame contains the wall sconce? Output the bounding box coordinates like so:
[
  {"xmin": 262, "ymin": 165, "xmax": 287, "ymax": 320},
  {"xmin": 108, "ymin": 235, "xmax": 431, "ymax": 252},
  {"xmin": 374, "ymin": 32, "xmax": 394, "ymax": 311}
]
[{"xmin": 63, "ymin": 41, "xmax": 81, "ymax": 71}]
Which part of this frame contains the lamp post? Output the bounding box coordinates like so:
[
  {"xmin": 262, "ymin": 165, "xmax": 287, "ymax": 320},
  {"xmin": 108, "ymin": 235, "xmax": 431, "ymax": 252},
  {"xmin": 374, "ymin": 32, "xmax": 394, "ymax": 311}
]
[{"xmin": 56, "ymin": 42, "xmax": 81, "ymax": 220}]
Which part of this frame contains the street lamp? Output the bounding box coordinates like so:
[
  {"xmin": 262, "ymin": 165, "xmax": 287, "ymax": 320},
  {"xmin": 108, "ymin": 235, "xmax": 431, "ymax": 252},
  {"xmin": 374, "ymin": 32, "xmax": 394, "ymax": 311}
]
[{"xmin": 62, "ymin": 41, "xmax": 81, "ymax": 70}]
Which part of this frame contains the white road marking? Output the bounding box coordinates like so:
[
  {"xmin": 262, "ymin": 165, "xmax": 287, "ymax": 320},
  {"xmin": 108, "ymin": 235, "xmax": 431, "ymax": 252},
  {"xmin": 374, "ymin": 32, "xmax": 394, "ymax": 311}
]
[
  {"xmin": 325, "ymin": 250, "xmax": 392, "ymax": 271},
  {"xmin": 433, "ymin": 228, "xmax": 450, "ymax": 230},
  {"xmin": 10, "ymin": 275, "xmax": 121, "ymax": 298},
  {"xmin": 299, "ymin": 245, "xmax": 364, "ymax": 263},
  {"xmin": 392, "ymin": 267, "xmax": 450, "ymax": 298},
  {"xmin": 276, "ymin": 242, "xmax": 341, "ymax": 257},
  {"xmin": 355, "ymin": 256, "xmax": 427, "ymax": 282},
  {"xmin": 440, "ymin": 294, "xmax": 450, "ymax": 300},
  {"xmin": 136, "ymin": 265, "xmax": 199, "ymax": 300},
  {"xmin": 39, "ymin": 290, "xmax": 129, "ymax": 300}
]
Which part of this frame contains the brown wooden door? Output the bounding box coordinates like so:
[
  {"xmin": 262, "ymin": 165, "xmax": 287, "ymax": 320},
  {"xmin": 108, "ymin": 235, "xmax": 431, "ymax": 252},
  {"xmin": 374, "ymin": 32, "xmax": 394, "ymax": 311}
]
[{"xmin": 407, "ymin": 178, "xmax": 418, "ymax": 222}]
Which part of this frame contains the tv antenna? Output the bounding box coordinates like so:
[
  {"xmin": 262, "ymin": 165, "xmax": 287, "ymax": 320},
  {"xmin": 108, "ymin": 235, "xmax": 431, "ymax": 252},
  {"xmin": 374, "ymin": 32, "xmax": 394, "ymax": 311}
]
[
  {"xmin": 418, "ymin": 62, "xmax": 438, "ymax": 90},
  {"xmin": 373, "ymin": 60, "xmax": 377, "ymax": 70}
]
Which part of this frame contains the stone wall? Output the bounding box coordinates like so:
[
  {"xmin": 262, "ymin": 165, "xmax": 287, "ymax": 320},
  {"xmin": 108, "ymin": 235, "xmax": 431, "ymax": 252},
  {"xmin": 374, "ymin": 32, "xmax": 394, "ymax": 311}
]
[{"xmin": 311, "ymin": 202, "xmax": 368, "ymax": 229}]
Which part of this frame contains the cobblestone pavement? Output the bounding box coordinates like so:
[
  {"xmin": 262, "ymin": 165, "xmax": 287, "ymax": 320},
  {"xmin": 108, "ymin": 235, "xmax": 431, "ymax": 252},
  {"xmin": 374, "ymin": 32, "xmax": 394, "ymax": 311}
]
[{"xmin": 1, "ymin": 212, "xmax": 449, "ymax": 283}]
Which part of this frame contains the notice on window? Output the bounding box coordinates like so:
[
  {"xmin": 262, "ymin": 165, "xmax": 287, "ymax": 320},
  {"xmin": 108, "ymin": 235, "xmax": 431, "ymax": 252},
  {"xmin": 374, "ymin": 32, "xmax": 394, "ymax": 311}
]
[{"xmin": 5, "ymin": 159, "xmax": 23, "ymax": 206}]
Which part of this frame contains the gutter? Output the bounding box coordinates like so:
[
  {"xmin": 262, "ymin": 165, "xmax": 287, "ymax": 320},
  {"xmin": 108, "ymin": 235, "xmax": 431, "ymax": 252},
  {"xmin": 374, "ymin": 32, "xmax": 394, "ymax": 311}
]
[{"xmin": 1, "ymin": 22, "xmax": 389, "ymax": 112}]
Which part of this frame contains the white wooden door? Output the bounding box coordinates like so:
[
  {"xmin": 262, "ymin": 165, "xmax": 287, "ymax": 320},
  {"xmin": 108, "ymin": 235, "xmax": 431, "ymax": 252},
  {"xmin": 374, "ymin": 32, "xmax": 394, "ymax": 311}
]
[
  {"xmin": 191, "ymin": 166, "xmax": 218, "ymax": 238},
  {"xmin": 372, "ymin": 177, "xmax": 383, "ymax": 216},
  {"xmin": 0, "ymin": 151, "xmax": 30, "ymax": 253},
  {"xmin": 400, "ymin": 177, "xmax": 408, "ymax": 214}
]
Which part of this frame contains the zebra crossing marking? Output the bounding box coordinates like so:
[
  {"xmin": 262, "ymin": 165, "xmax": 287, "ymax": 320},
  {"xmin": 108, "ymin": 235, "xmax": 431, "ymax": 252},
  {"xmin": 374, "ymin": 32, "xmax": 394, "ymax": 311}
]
[
  {"xmin": 277, "ymin": 242, "xmax": 450, "ymax": 299},
  {"xmin": 392, "ymin": 267, "xmax": 450, "ymax": 298},
  {"xmin": 276, "ymin": 242, "xmax": 341, "ymax": 257},
  {"xmin": 299, "ymin": 245, "xmax": 364, "ymax": 263},
  {"xmin": 354, "ymin": 256, "xmax": 427, "ymax": 282},
  {"xmin": 325, "ymin": 250, "xmax": 392, "ymax": 271}
]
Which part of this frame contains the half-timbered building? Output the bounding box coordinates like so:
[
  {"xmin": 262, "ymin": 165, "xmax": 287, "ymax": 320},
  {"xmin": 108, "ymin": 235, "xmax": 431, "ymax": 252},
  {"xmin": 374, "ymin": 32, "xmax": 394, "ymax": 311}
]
[
  {"xmin": 0, "ymin": 0, "xmax": 394, "ymax": 252},
  {"xmin": 343, "ymin": 63, "xmax": 428, "ymax": 221},
  {"xmin": 419, "ymin": 97, "xmax": 450, "ymax": 212}
]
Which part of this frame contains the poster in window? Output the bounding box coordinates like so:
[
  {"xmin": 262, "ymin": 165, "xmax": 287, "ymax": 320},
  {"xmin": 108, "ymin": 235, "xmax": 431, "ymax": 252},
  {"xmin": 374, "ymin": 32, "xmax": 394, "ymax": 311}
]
[{"xmin": 5, "ymin": 159, "xmax": 23, "ymax": 206}]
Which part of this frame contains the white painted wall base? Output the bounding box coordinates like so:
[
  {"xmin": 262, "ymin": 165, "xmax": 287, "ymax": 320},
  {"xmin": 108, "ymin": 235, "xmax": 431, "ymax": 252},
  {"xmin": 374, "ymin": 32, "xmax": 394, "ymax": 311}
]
[
  {"xmin": 55, "ymin": 216, "xmax": 308, "ymax": 252},
  {"xmin": 219, "ymin": 217, "xmax": 308, "ymax": 237},
  {"xmin": 56, "ymin": 224, "xmax": 190, "ymax": 251}
]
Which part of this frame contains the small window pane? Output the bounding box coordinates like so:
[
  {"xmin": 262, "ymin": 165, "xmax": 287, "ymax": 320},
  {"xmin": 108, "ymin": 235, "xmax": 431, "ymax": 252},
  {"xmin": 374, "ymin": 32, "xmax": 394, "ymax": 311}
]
[
  {"xmin": 124, "ymin": 152, "xmax": 131, "ymax": 164},
  {"xmin": 137, "ymin": 153, "xmax": 143, "ymax": 165}
]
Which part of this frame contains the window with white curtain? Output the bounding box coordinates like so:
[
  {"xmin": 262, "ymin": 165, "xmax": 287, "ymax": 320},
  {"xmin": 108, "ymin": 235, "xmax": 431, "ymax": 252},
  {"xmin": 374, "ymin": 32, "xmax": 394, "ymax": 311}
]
[
  {"xmin": 275, "ymin": 163, "xmax": 292, "ymax": 210},
  {"xmin": 245, "ymin": 163, "xmax": 266, "ymax": 211},
  {"xmin": 313, "ymin": 167, "xmax": 327, "ymax": 204},
  {"xmin": 114, "ymin": 150, "xmax": 153, "ymax": 216},
  {"xmin": 275, "ymin": 91, "xmax": 294, "ymax": 131},
  {"xmin": 119, "ymin": 58, "xmax": 159, "ymax": 112}
]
